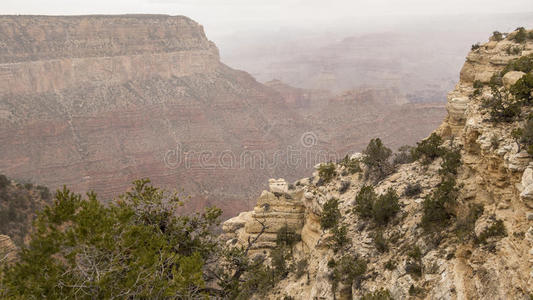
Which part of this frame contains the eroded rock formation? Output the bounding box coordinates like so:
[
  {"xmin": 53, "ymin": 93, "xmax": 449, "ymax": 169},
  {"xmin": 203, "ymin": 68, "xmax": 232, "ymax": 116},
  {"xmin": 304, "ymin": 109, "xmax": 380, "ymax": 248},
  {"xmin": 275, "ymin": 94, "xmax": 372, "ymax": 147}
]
[{"xmin": 224, "ymin": 29, "xmax": 533, "ymax": 299}]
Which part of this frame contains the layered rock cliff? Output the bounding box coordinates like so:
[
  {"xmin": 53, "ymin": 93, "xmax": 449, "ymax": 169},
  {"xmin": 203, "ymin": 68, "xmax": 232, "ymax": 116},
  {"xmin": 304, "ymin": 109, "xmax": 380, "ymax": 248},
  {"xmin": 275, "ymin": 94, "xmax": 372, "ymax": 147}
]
[
  {"xmin": 224, "ymin": 29, "xmax": 533, "ymax": 299},
  {"xmin": 0, "ymin": 15, "xmax": 444, "ymax": 217}
]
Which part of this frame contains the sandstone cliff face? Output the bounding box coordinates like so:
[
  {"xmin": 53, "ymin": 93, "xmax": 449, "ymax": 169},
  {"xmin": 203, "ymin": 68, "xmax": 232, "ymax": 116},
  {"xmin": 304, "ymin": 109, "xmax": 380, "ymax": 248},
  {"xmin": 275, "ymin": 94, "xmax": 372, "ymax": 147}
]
[
  {"xmin": 0, "ymin": 15, "xmax": 445, "ymax": 217},
  {"xmin": 224, "ymin": 29, "xmax": 533, "ymax": 299}
]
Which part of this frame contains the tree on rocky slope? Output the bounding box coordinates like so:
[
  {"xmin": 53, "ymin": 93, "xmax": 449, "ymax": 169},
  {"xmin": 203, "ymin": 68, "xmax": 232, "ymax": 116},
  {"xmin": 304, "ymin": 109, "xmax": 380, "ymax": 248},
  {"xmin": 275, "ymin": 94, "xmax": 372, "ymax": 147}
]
[{"xmin": 0, "ymin": 179, "xmax": 267, "ymax": 299}]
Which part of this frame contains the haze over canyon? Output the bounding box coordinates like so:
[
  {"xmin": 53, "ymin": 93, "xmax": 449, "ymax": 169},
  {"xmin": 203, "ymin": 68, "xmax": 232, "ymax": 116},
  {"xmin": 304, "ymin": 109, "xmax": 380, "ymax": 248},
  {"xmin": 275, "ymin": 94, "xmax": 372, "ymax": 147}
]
[{"xmin": 0, "ymin": 13, "xmax": 531, "ymax": 217}]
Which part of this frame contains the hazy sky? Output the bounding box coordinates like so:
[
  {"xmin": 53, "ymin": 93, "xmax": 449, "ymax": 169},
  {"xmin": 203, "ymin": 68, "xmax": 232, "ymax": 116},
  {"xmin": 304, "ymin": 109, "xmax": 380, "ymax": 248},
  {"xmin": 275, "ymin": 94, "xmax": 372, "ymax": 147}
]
[{"xmin": 3, "ymin": 0, "xmax": 533, "ymax": 38}]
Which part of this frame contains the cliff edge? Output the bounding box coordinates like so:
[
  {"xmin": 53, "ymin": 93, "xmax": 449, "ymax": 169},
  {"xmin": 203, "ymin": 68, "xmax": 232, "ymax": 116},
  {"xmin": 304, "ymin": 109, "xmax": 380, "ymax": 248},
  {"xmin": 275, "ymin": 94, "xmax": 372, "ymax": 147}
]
[{"xmin": 224, "ymin": 28, "xmax": 533, "ymax": 299}]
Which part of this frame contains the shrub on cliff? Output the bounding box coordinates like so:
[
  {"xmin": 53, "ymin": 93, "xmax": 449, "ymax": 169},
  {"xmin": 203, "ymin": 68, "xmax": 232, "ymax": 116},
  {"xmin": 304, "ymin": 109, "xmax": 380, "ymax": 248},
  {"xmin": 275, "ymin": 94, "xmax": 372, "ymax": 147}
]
[
  {"xmin": 361, "ymin": 288, "xmax": 393, "ymax": 300},
  {"xmin": 393, "ymin": 145, "xmax": 415, "ymax": 165},
  {"xmin": 412, "ymin": 133, "xmax": 444, "ymax": 164},
  {"xmin": 482, "ymin": 85, "xmax": 521, "ymax": 122},
  {"xmin": 318, "ymin": 162, "xmax": 337, "ymax": 183},
  {"xmin": 321, "ymin": 198, "xmax": 341, "ymax": 230},
  {"xmin": 491, "ymin": 31, "xmax": 504, "ymax": 41},
  {"xmin": 339, "ymin": 155, "xmax": 361, "ymax": 174},
  {"xmin": 354, "ymin": 185, "xmax": 377, "ymax": 219},
  {"xmin": 439, "ymin": 148, "xmax": 462, "ymax": 176},
  {"xmin": 510, "ymin": 72, "xmax": 533, "ymax": 104},
  {"xmin": 329, "ymin": 255, "xmax": 367, "ymax": 293},
  {"xmin": 512, "ymin": 27, "xmax": 527, "ymax": 43},
  {"xmin": 372, "ymin": 188, "xmax": 400, "ymax": 225},
  {"xmin": 514, "ymin": 116, "xmax": 533, "ymax": 154},
  {"xmin": 501, "ymin": 54, "xmax": 533, "ymax": 75},
  {"xmin": 421, "ymin": 177, "xmax": 458, "ymax": 230},
  {"xmin": 362, "ymin": 138, "xmax": 394, "ymax": 182},
  {"xmin": 404, "ymin": 183, "xmax": 422, "ymax": 197},
  {"xmin": 354, "ymin": 186, "xmax": 399, "ymax": 225},
  {"xmin": 475, "ymin": 219, "xmax": 507, "ymax": 244},
  {"xmin": 276, "ymin": 224, "xmax": 301, "ymax": 247},
  {"xmin": 331, "ymin": 224, "xmax": 350, "ymax": 253}
]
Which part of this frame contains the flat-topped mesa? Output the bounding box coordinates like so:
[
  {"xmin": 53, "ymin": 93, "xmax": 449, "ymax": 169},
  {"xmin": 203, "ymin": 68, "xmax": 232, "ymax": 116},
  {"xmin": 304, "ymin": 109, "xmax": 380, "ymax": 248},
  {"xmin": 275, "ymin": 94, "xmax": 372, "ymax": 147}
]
[
  {"xmin": 223, "ymin": 178, "xmax": 306, "ymax": 254},
  {"xmin": 0, "ymin": 15, "xmax": 220, "ymax": 95}
]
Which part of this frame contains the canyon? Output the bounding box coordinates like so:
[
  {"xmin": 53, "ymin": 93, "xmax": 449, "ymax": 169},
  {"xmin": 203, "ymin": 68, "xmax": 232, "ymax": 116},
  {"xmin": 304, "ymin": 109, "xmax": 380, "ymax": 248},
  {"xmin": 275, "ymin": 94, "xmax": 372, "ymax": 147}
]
[
  {"xmin": 224, "ymin": 29, "xmax": 533, "ymax": 299},
  {"xmin": 0, "ymin": 15, "xmax": 444, "ymax": 216}
]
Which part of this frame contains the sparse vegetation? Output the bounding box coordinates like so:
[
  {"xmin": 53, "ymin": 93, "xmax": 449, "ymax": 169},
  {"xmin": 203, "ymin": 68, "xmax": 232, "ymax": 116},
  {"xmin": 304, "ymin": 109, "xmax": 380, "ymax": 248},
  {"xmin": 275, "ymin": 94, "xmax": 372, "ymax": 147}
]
[
  {"xmin": 404, "ymin": 182, "xmax": 422, "ymax": 197},
  {"xmin": 0, "ymin": 175, "xmax": 9, "ymax": 189},
  {"xmin": 0, "ymin": 176, "xmax": 52, "ymax": 246},
  {"xmin": 393, "ymin": 145, "xmax": 415, "ymax": 165},
  {"xmin": 321, "ymin": 198, "xmax": 341, "ymax": 230},
  {"xmin": 295, "ymin": 259, "xmax": 308, "ymax": 279},
  {"xmin": 512, "ymin": 27, "xmax": 527, "ymax": 43},
  {"xmin": 354, "ymin": 185, "xmax": 377, "ymax": 219},
  {"xmin": 276, "ymin": 224, "xmax": 301, "ymax": 247},
  {"xmin": 318, "ymin": 163, "xmax": 337, "ymax": 183},
  {"xmin": 455, "ymin": 203, "xmax": 484, "ymax": 241},
  {"xmin": 412, "ymin": 133, "xmax": 444, "ymax": 164},
  {"xmin": 384, "ymin": 259, "xmax": 396, "ymax": 270},
  {"xmin": 354, "ymin": 186, "xmax": 399, "ymax": 225},
  {"xmin": 471, "ymin": 43, "xmax": 481, "ymax": 51},
  {"xmin": 439, "ymin": 148, "xmax": 461, "ymax": 175},
  {"xmin": 361, "ymin": 288, "xmax": 393, "ymax": 300},
  {"xmin": 330, "ymin": 255, "xmax": 367, "ymax": 291},
  {"xmin": 491, "ymin": 31, "xmax": 503, "ymax": 41},
  {"xmin": 373, "ymin": 230, "xmax": 388, "ymax": 253},
  {"xmin": 490, "ymin": 73, "xmax": 503, "ymax": 86},
  {"xmin": 409, "ymin": 284, "xmax": 424, "ymax": 296},
  {"xmin": 407, "ymin": 245, "xmax": 422, "ymax": 260},
  {"xmin": 512, "ymin": 115, "xmax": 533, "ymax": 155},
  {"xmin": 339, "ymin": 181, "xmax": 351, "ymax": 194},
  {"xmin": 506, "ymin": 45, "xmax": 522, "ymax": 55},
  {"xmin": 372, "ymin": 188, "xmax": 400, "ymax": 225},
  {"xmin": 405, "ymin": 262, "xmax": 422, "ymax": 277},
  {"xmin": 362, "ymin": 138, "xmax": 394, "ymax": 182},
  {"xmin": 331, "ymin": 224, "xmax": 350, "ymax": 252},
  {"xmin": 421, "ymin": 176, "xmax": 458, "ymax": 230},
  {"xmin": 475, "ymin": 219, "xmax": 507, "ymax": 244},
  {"xmin": 482, "ymin": 85, "xmax": 521, "ymax": 122},
  {"xmin": 339, "ymin": 155, "xmax": 362, "ymax": 174},
  {"xmin": 510, "ymin": 72, "xmax": 533, "ymax": 104},
  {"xmin": 501, "ymin": 53, "xmax": 533, "ymax": 75}
]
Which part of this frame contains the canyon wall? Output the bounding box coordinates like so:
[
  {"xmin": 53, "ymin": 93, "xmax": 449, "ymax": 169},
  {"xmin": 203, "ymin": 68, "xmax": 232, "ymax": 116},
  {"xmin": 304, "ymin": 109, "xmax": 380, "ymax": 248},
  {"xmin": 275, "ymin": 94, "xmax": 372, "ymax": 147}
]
[
  {"xmin": 0, "ymin": 15, "xmax": 444, "ymax": 216},
  {"xmin": 224, "ymin": 29, "xmax": 533, "ymax": 299}
]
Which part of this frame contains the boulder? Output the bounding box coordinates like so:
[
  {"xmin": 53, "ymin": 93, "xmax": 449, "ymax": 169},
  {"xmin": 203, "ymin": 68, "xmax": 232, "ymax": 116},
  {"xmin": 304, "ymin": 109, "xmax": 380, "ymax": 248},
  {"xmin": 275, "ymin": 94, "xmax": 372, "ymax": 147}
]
[
  {"xmin": 503, "ymin": 71, "xmax": 526, "ymax": 89},
  {"xmin": 446, "ymin": 96, "xmax": 469, "ymax": 126},
  {"xmin": 269, "ymin": 178, "xmax": 289, "ymax": 193}
]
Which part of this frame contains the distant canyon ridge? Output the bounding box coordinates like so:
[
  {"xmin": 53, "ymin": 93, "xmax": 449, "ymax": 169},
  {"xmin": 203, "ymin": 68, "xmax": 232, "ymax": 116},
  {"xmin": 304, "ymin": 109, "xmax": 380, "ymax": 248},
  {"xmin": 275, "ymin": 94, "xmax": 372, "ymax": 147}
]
[{"xmin": 0, "ymin": 15, "xmax": 445, "ymax": 216}]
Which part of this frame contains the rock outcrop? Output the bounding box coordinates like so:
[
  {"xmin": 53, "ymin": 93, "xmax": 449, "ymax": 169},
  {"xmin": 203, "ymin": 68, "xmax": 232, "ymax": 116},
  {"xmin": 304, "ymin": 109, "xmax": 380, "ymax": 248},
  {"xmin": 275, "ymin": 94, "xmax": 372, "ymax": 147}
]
[
  {"xmin": 224, "ymin": 178, "xmax": 306, "ymax": 254},
  {"xmin": 224, "ymin": 29, "xmax": 533, "ymax": 299}
]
